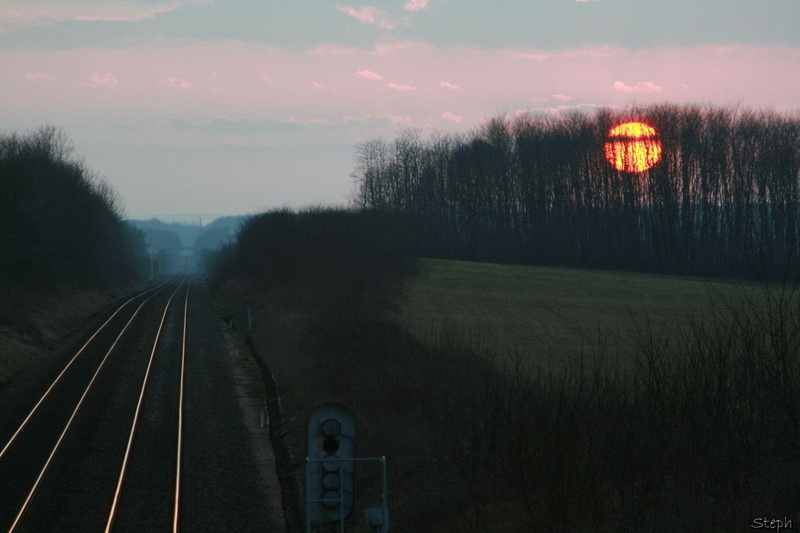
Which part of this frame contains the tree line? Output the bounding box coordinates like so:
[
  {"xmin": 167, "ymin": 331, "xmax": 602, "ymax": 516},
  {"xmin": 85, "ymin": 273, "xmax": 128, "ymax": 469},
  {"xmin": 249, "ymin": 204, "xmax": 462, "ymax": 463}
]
[
  {"xmin": 208, "ymin": 207, "xmax": 415, "ymax": 318},
  {"xmin": 352, "ymin": 104, "xmax": 800, "ymax": 280},
  {"xmin": 0, "ymin": 125, "xmax": 147, "ymax": 291}
]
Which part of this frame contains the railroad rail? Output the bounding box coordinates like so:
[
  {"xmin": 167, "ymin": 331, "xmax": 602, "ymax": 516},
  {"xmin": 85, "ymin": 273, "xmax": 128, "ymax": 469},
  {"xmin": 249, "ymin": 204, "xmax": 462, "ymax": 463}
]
[{"xmin": 0, "ymin": 279, "xmax": 192, "ymax": 532}]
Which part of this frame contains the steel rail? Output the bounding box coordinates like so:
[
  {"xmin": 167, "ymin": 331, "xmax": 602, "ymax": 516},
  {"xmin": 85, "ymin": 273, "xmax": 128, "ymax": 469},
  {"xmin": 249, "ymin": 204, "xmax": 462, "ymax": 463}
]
[
  {"xmin": 0, "ymin": 280, "xmax": 169, "ymax": 463},
  {"xmin": 6, "ymin": 281, "xmax": 175, "ymax": 533},
  {"xmin": 173, "ymin": 282, "xmax": 189, "ymax": 533},
  {"xmin": 104, "ymin": 280, "xmax": 185, "ymax": 533}
]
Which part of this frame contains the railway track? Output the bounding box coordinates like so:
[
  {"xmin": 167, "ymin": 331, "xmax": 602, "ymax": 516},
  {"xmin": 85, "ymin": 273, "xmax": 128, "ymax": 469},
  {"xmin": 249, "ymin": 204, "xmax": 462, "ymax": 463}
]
[{"xmin": 0, "ymin": 280, "xmax": 192, "ymax": 532}]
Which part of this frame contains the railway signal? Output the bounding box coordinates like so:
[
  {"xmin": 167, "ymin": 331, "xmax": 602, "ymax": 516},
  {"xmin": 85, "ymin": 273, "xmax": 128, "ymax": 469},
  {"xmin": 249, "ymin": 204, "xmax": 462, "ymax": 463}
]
[
  {"xmin": 306, "ymin": 403, "xmax": 389, "ymax": 532},
  {"xmin": 307, "ymin": 402, "xmax": 356, "ymax": 527}
]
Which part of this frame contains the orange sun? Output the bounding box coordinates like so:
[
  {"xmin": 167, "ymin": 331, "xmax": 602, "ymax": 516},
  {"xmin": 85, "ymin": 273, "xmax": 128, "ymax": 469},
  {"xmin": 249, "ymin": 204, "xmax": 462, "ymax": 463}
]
[{"xmin": 604, "ymin": 122, "xmax": 662, "ymax": 173}]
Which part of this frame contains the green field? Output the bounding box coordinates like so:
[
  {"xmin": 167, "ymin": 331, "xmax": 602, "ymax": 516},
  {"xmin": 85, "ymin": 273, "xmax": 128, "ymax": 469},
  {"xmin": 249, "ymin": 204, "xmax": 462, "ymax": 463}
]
[{"xmin": 401, "ymin": 258, "xmax": 755, "ymax": 366}]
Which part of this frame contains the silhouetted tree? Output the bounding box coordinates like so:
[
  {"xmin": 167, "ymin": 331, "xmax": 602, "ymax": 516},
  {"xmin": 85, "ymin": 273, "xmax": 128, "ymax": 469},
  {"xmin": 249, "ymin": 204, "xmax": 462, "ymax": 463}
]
[
  {"xmin": 0, "ymin": 125, "xmax": 146, "ymax": 291},
  {"xmin": 352, "ymin": 104, "xmax": 800, "ymax": 280}
]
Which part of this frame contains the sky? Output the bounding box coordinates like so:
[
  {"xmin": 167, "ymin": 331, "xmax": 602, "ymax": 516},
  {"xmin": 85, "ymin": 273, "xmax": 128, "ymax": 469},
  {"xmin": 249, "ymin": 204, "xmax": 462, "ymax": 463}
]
[{"xmin": 1, "ymin": 0, "xmax": 798, "ymax": 220}]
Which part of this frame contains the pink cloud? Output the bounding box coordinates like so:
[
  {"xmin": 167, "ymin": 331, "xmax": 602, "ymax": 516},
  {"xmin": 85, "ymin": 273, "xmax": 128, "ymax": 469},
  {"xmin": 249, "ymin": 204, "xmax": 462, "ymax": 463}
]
[
  {"xmin": 336, "ymin": 5, "xmax": 378, "ymax": 24},
  {"xmin": 160, "ymin": 77, "xmax": 192, "ymax": 89},
  {"xmin": 357, "ymin": 69, "xmax": 383, "ymax": 80},
  {"xmin": 613, "ymin": 80, "xmax": 663, "ymax": 94},
  {"xmin": 379, "ymin": 113, "xmax": 413, "ymax": 126},
  {"xmin": 73, "ymin": 3, "xmax": 180, "ymax": 23},
  {"xmin": 25, "ymin": 72, "xmax": 55, "ymax": 81},
  {"xmin": 336, "ymin": 5, "xmax": 395, "ymax": 28},
  {"xmin": 439, "ymin": 81, "xmax": 460, "ymax": 90},
  {"xmin": 404, "ymin": 0, "xmax": 428, "ymax": 11},
  {"xmin": 552, "ymin": 94, "xmax": 573, "ymax": 101},
  {"xmin": 386, "ymin": 82, "xmax": 415, "ymax": 91},
  {"xmin": 88, "ymin": 72, "xmax": 118, "ymax": 87},
  {"xmin": 342, "ymin": 114, "xmax": 372, "ymax": 124},
  {"xmin": 260, "ymin": 75, "xmax": 273, "ymax": 84},
  {"xmin": 282, "ymin": 116, "xmax": 330, "ymax": 125},
  {"xmin": 309, "ymin": 81, "xmax": 323, "ymax": 91},
  {"xmin": 441, "ymin": 111, "xmax": 463, "ymax": 123}
]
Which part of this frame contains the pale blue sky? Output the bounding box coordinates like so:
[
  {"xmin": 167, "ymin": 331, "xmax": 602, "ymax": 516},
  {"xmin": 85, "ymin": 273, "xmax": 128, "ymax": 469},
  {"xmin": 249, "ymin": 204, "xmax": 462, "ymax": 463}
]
[{"xmin": 3, "ymin": 1, "xmax": 797, "ymax": 50}]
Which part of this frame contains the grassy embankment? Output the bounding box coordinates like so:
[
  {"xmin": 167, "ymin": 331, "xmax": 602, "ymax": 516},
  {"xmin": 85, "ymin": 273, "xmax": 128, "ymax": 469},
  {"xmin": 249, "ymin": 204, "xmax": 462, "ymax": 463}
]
[
  {"xmin": 0, "ymin": 285, "xmax": 144, "ymax": 384},
  {"xmin": 211, "ymin": 208, "xmax": 799, "ymax": 532}
]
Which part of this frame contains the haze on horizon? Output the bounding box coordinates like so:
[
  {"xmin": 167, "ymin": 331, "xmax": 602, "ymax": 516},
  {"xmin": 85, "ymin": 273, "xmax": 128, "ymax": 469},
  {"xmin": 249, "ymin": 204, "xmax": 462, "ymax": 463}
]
[{"xmin": 1, "ymin": 0, "xmax": 798, "ymax": 218}]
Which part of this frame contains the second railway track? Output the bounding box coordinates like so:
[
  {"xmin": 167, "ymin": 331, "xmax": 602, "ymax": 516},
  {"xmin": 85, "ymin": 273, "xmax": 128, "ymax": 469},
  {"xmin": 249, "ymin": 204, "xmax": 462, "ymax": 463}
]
[{"xmin": 0, "ymin": 280, "xmax": 192, "ymax": 533}]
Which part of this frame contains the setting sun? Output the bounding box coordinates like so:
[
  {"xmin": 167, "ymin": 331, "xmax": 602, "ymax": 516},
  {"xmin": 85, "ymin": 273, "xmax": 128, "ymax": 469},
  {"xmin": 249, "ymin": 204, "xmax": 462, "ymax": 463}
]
[{"xmin": 604, "ymin": 122, "xmax": 662, "ymax": 173}]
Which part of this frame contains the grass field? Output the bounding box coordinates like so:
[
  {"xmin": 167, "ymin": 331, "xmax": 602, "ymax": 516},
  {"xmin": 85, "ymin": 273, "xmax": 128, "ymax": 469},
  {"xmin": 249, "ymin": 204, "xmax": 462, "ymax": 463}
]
[
  {"xmin": 401, "ymin": 258, "xmax": 757, "ymax": 366},
  {"xmin": 217, "ymin": 224, "xmax": 798, "ymax": 530}
]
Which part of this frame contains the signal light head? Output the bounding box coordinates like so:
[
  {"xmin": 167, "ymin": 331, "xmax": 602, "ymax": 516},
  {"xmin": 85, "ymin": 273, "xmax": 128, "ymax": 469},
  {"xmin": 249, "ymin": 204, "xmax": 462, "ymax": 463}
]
[
  {"xmin": 323, "ymin": 436, "xmax": 340, "ymax": 454},
  {"xmin": 322, "ymin": 472, "xmax": 341, "ymax": 490},
  {"xmin": 322, "ymin": 455, "xmax": 340, "ymax": 472},
  {"xmin": 321, "ymin": 418, "xmax": 341, "ymax": 436},
  {"xmin": 322, "ymin": 490, "xmax": 340, "ymax": 509}
]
